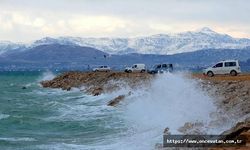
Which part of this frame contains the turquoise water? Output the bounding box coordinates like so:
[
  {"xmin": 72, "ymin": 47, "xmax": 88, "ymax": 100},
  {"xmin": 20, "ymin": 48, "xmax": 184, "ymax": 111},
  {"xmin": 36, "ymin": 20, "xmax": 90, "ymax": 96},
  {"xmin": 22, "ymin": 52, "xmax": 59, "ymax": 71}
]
[{"xmin": 0, "ymin": 72, "xmax": 127, "ymax": 150}]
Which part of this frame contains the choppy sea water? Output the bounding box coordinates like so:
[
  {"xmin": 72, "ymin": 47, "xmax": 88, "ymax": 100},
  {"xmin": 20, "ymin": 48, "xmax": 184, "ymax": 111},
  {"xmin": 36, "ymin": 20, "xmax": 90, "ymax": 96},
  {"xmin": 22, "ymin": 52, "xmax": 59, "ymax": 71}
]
[{"xmin": 0, "ymin": 71, "xmax": 233, "ymax": 150}]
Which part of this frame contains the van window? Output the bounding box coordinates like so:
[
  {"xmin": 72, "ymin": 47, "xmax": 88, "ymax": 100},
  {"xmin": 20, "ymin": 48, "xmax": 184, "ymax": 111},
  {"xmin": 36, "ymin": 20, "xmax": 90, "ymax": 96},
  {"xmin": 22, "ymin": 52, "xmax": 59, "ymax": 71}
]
[
  {"xmin": 225, "ymin": 62, "xmax": 236, "ymax": 67},
  {"xmin": 132, "ymin": 65, "xmax": 137, "ymax": 68},
  {"xmin": 213, "ymin": 63, "xmax": 223, "ymax": 68},
  {"xmin": 156, "ymin": 65, "xmax": 161, "ymax": 69},
  {"xmin": 162, "ymin": 64, "xmax": 167, "ymax": 68}
]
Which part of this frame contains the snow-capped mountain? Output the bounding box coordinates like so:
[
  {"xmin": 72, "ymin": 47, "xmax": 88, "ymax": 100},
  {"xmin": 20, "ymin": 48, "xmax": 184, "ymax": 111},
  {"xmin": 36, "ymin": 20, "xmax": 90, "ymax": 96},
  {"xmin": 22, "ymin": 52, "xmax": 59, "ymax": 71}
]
[
  {"xmin": 32, "ymin": 27, "xmax": 250, "ymax": 55},
  {"xmin": 1, "ymin": 27, "xmax": 250, "ymax": 55},
  {"xmin": 0, "ymin": 41, "xmax": 26, "ymax": 55}
]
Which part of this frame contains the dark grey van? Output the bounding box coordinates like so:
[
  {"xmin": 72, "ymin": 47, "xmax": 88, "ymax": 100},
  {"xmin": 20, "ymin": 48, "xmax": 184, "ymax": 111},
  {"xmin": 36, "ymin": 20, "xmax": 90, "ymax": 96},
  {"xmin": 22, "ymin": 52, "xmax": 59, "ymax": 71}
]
[{"xmin": 148, "ymin": 63, "xmax": 173, "ymax": 74}]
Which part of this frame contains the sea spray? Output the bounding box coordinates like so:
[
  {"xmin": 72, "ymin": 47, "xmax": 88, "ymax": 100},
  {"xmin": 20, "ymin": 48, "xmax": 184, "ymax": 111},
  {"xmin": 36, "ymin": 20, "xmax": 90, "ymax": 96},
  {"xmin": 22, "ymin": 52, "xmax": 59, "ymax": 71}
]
[
  {"xmin": 111, "ymin": 72, "xmax": 217, "ymax": 149},
  {"xmin": 124, "ymin": 73, "xmax": 215, "ymax": 132},
  {"xmin": 38, "ymin": 70, "xmax": 56, "ymax": 81}
]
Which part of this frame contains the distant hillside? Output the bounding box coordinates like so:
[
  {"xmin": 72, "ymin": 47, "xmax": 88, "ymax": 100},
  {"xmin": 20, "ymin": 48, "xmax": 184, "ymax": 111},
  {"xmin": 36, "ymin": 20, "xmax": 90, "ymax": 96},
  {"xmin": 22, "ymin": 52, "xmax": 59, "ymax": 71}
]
[
  {"xmin": 1, "ymin": 44, "xmax": 250, "ymax": 71},
  {"xmin": 4, "ymin": 44, "xmax": 108, "ymax": 63},
  {"xmin": 241, "ymin": 58, "xmax": 250, "ymax": 66}
]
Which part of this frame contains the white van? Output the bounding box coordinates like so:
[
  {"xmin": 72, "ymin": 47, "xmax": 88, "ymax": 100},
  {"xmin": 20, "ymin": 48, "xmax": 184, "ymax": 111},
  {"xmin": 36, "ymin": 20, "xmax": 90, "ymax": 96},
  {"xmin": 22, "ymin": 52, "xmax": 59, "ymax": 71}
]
[
  {"xmin": 203, "ymin": 60, "xmax": 241, "ymax": 77},
  {"xmin": 93, "ymin": 65, "xmax": 111, "ymax": 72},
  {"xmin": 124, "ymin": 64, "xmax": 146, "ymax": 73}
]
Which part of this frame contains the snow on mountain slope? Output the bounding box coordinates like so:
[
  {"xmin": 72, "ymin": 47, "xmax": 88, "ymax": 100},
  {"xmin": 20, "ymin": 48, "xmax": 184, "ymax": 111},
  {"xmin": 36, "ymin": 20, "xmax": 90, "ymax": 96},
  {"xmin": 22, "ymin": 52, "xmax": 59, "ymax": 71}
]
[
  {"xmin": 0, "ymin": 41, "xmax": 26, "ymax": 55},
  {"xmin": 126, "ymin": 27, "xmax": 250, "ymax": 54},
  {"xmin": 33, "ymin": 37, "xmax": 131, "ymax": 54},
  {"xmin": 2, "ymin": 27, "xmax": 250, "ymax": 55},
  {"xmin": 32, "ymin": 27, "xmax": 250, "ymax": 55}
]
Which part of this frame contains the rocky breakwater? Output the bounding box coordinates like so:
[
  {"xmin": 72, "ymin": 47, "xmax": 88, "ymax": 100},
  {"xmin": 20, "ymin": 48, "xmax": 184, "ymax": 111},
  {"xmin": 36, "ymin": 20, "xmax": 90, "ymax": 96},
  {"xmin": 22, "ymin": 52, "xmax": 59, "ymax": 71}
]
[
  {"xmin": 157, "ymin": 74, "xmax": 250, "ymax": 149},
  {"xmin": 193, "ymin": 74, "xmax": 250, "ymax": 118},
  {"xmin": 170, "ymin": 74, "xmax": 250, "ymax": 149},
  {"xmin": 200, "ymin": 74, "xmax": 250, "ymax": 149},
  {"xmin": 41, "ymin": 71, "xmax": 153, "ymax": 105}
]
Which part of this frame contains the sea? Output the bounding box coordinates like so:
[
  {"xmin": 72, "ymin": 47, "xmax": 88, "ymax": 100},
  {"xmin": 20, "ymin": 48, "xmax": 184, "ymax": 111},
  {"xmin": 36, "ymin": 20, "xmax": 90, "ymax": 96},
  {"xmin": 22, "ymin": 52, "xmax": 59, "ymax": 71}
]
[{"xmin": 0, "ymin": 71, "xmax": 236, "ymax": 150}]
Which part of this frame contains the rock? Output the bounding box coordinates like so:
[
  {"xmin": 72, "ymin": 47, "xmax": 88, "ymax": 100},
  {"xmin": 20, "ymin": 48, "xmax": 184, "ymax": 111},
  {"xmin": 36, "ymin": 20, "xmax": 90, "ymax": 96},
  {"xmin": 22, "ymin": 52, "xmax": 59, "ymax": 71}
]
[
  {"xmin": 22, "ymin": 86, "xmax": 27, "ymax": 89},
  {"xmin": 154, "ymin": 143, "xmax": 163, "ymax": 149},
  {"xmin": 221, "ymin": 118, "xmax": 250, "ymax": 139},
  {"xmin": 178, "ymin": 122, "xmax": 205, "ymax": 134},
  {"xmin": 163, "ymin": 127, "xmax": 171, "ymax": 135},
  {"xmin": 41, "ymin": 72, "xmax": 153, "ymax": 95},
  {"xmin": 200, "ymin": 77, "xmax": 250, "ymax": 119},
  {"xmin": 62, "ymin": 86, "xmax": 71, "ymax": 91},
  {"xmin": 40, "ymin": 81, "xmax": 50, "ymax": 87},
  {"xmin": 92, "ymin": 87, "xmax": 103, "ymax": 96},
  {"xmin": 107, "ymin": 95, "xmax": 125, "ymax": 106},
  {"xmin": 209, "ymin": 118, "xmax": 250, "ymax": 149}
]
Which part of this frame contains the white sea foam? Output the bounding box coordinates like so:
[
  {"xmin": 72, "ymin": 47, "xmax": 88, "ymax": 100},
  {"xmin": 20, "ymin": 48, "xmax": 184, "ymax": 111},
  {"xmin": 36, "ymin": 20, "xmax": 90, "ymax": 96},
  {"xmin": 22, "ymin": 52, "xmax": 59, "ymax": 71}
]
[
  {"xmin": 106, "ymin": 72, "xmax": 220, "ymax": 149},
  {"xmin": 124, "ymin": 73, "xmax": 216, "ymax": 132},
  {"xmin": 32, "ymin": 87, "xmax": 81, "ymax": 96},
  {"xmin": 44, "ymin": 94, "xmax": 115, "ymax": 122},
  {"xmin": 0, "ymin": 113, "xmax": 10, "ymax": 120},
  {"xmin": 38, "ymin": 70, "xmax": 56, "ymax": 81},
  {"xmin": 36, "ymin": 143, "xmax": 90, "ymax": 150},
  {"xmin": 32, "ymin": 88, "xmax": 67, "ymax": 96},
  {"xmin": 0, "ymin": 137, "xmax": 36, "ymax": 142}
]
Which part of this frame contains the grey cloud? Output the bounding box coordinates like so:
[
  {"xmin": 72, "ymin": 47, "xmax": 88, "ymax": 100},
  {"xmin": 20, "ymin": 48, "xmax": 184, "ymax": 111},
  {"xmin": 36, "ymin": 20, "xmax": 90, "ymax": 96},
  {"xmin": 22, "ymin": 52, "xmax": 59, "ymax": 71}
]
[{"xmin": 0, "ymin": 0, "xmax": 250, "ymax": 41}]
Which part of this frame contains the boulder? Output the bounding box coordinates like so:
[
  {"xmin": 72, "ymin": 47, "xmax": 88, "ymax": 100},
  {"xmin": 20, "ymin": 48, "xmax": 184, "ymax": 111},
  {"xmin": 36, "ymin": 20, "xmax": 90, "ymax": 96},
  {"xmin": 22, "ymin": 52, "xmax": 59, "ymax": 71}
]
[
  {"xmin": 178, "ymin": 122, "xmax": 205, "ymax": 134},
  {"xmin": 209, "ymin": 118, "xmax": 250, "ymax": 149},
  {"xmin": 107, "ymin": 95, "xmax": 125, "ymax": 106},
  {"xmin": 221, "ymin": 118, "xmax": 250, "ymax": 140},
  {"xmin": 163, "ymin": 127, "xmax": 171, "ymax": 135},
  {"xmin": 92, "ymin": 87, "xmax": 103, "ymax": 96},
  {"xmin": 62, "ymin": 86, "xmax": 71, "ymax": 91}
]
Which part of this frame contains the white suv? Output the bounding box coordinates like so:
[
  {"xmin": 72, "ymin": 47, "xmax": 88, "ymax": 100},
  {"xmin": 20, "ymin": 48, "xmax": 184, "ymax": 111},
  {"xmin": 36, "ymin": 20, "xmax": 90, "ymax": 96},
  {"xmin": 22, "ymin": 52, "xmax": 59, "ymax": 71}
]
[{"xmin": 203, "ymin": 60, "xmax": 241, "ymax": 77}]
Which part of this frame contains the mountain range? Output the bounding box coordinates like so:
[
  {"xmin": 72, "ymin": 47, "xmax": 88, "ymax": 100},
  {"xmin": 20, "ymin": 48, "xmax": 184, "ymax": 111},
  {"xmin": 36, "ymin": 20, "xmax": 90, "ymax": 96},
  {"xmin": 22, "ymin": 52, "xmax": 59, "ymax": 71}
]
[
  {"xmin": 1, "ymin": 27, "xmax": 250, "ymax": 71},
  {"xmin": 1, "ymin": 43, "xmax": 250, "ymax": 71},
  {"xmin": 1, "ymin": 27, "xmax": 250, "ymax": 55}
]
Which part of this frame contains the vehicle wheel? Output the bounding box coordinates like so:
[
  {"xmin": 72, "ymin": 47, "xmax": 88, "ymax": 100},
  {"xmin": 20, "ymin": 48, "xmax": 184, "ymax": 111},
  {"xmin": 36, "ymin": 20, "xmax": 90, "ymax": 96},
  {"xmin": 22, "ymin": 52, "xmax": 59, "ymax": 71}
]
[
  {"xmin": 230, "ymin": 70, "xmax": 237, "ymax": 76},
  {"xmin": 140, "ymin": 69, "xmax": 145, "ymax": 73},
  {"xmin": 207, "ymin": 71, "xmax": 214, "ymax": 77}
]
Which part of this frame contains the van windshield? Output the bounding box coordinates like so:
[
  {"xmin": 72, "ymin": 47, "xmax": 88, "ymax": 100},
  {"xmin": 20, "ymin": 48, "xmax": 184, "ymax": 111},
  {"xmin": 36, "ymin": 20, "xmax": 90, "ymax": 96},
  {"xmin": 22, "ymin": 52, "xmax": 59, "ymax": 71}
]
[
  {"xmin": 213, "ymin": 63, "xmax": 223, "ymax": 68},
  {"xmin": 153, "ymin": 64, "xmax": 173, "ymax": 69},
  {"xmin": 156, "ymin": 65, "xmax": 161, "ymax": 69}
]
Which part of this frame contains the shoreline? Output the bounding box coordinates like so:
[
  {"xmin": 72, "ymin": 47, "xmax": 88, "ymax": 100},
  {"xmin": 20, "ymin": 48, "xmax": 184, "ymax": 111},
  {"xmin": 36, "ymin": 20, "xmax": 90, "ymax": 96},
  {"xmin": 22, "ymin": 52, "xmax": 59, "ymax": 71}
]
[{"xmin": 40, "ymin": 71, "xmax": 250, "ymax": 149}]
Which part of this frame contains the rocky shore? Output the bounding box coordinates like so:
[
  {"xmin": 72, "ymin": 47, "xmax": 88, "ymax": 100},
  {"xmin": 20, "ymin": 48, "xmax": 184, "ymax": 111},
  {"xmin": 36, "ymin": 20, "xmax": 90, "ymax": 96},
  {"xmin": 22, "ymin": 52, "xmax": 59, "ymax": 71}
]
[
  {"xmin": 41, "ymin": 72, "xmax": 153, "ymax": 105},
  {"xmin": 192, "ymin": 74, "xmax": 250, "ymax": 149},
  {"xmin": 41, "ymin": 71, "xmax": 152, "ymax": 93},
  {"xmin": 41, "ymin": 71, "xmax": 250, "ymax": 149},
  {"xmin": 194, "ymin": 74, "xmax": 250, "ymax": 118}
]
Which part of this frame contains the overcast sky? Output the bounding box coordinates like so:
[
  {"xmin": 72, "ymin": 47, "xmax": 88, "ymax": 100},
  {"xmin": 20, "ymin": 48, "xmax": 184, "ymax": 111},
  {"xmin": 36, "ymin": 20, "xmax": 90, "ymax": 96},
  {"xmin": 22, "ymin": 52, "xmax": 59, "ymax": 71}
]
[{"xmin": 0, "ymin": 0, "xmax": 250, "ymax": 42}]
